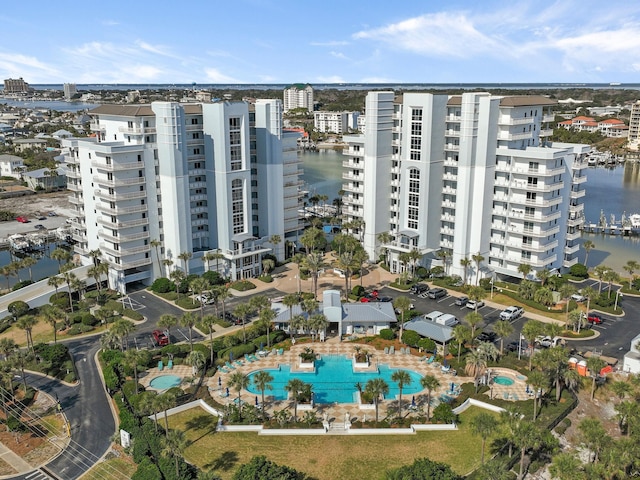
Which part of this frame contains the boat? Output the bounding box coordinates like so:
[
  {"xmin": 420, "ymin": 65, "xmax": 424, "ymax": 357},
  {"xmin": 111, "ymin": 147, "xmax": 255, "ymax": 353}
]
[
  {"xmin": 630, "ymin": 214, "xmax": 640, "ymax": 229},
  {"xmin": 8, "ymin": 234, "xmax": 30, "ymax": 251},
  {"xmin": 587, "ymin": 156, "xmax": 598, "ymax": 166},
  {"xmin": 609, "ymin": 82, "xmax": 621, "ymax": 86},
  {"xmin": 26, "ymin": 233, "xmax": 46, "ymax": 249},
  {"xmin": 56, "ymin": 226, "xmax": 73, "ymax": 243}
]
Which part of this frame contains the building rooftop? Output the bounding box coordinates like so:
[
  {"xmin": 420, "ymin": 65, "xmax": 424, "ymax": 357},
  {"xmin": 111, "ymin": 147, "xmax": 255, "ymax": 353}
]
[{"xmin": 404, "ymin": 317, "xmax": 454, "ymax": 343}]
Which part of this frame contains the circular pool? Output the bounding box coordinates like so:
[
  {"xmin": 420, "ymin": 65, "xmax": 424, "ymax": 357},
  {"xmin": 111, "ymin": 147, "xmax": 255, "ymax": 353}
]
[
  {"xmin": 150, "ymin": 375, "xmax": 182, "ymax": 390},
  {"xmin": 493, "ymin": 375, "xmax": 514, "ymax": 386}
]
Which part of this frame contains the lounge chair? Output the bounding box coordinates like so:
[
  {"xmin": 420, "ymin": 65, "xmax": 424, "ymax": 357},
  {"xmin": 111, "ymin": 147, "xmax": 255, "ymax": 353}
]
[
  {"xmin": 389, "ymin": 346, "xmax": 395, "ymax": 355},
  {"xmin": 234, "ymin": 359, "xmax": 244, "ymax": 366},
  {"xmin": 225, "ymin": 361, "xmax": 236, "ymax": 370},
  {"xmin": 418, "ymin": 355, "xmax": 426, "ymax": 362},
  {"xmin": 384, "ymin": 347, "xmax": 389, "ymax": 355},
  {"xmin": 167, "ymin": 360, "xmax": 173, "ymax": 370},
  {"xmin": 426, "ymin": 355, "xmax": 435, "ymax": 364},
  {"xmin": 219, "ymin": 366, "xmax": 230, "ymax": 374},
  {"xmin": 503, "ymin": 392, "xmax": 509, "ymax": 400},
  {"xmin": 512, "ymin": 393, "xmax": 519, "ymax": 401},
  {"xmin": 278, "ymin": 348, "xmax": 284, "ymax": 355},
  {"xmin": 158, "ymin": 360, "xmax": 163, "ymax": 371}
]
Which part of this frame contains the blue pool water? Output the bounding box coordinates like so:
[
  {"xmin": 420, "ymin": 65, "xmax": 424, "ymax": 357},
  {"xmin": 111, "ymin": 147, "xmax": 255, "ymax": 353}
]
[
  {"xmin": 247, "ymin": 355, "xmax": 423, "ymax": 404},
  {"xmin": 150, "ymin": 375, "xmax": 181, "ymax": 389},
  {"xmin": 493, "ymin": 376, "xmax": 514, "ymax": 386}
]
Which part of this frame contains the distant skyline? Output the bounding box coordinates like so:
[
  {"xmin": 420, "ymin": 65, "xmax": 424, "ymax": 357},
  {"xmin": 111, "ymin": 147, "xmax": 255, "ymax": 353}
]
[{"xmin": 1, "ymin": 1, "xmax": 639, "ymax": 85}]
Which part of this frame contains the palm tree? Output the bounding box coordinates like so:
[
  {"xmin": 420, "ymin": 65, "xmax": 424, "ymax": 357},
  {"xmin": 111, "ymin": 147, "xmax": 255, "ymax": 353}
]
[
  {"xmin": 177, "ymin": 251, "xmax": 193, "ymax": 274},
  {"xmin": 336, "ymin": 250, "xmax": 355, "ymax": 297},
  {"xmin": 391, "ymin": 370, "xmax": 411, "ymax": 419},
  {"xmin": 419, "ymin": 375, "xmax": 440, "ymax": 420},
  {"xmin": 377, "ymin": 231, "xmax": 392, "ymax": 266},
  {"xmin": 150, "ymin": 239, "xmax": 162, "ymax": 274},
  {"xmin": 578, "ymin": 417, "xmax": 607, "ymax": 463},
  {"xmin": 284, "ymin": 378, "xmax": 307, "ymax": 422},
  {"xmin": 124, "ymin": 348, "xmax": 147, "ymax": 394},
  {"xmin": 472, "ymin": 252, "xmax": 484, "ymax": 285},
  {"xmin": 610, "ymin": 380, "xmax": 633, "ymax": 404},
  {"xmin": 290, "ymin": 314, "xmax": 306, "ymax": 338},
  {"xmin": 162, "ymin": 258, "xmax": 174, "ymax": 277},
  {"xmin": 158, "ymin": 314, "xmax": 178, "ymax": 344},
  {"xmin": 253, "ymin": 371, "xmax": 274, "ymax": 416},
  {"xmin": 186, "ymin": 350, "xmax": 206, "ymax": 376},
  {"xmin": 282, "ymin": 293, "xmax": 299, "ymax": 338},
  {"xmin": 59, "ymin": 267, "xmax": 77, "ymax": 313},
  {"xmin": 261, "ymin": 258, "xmax": 275, "ymax": 276},
  {"xmin": 17, "ymin": 315, "xmax": 37, "ymax": 352},
  {"xmin": 308, "ymin": 313, "xmax": 328, "ymax": 343},
  {"xmin": 190, "ymin": 277, "xmax": 211, "ymax": 319},
  {"xmin": 407, "ymin": 248, "xmax": 422, "ymax": 280},
  {"xmin": 304, "ymin": 252, "xmax": 324, "ymax": 298},
  {"xmin": 452, "ymin": 324, "xmax": 471, "ymax": 362},
  {"xmin": 179, "ymin": 312, "xmax": 198, "ymax": 352},
  {"xmin": 269, "ymin": 234, "xmax": 282, "ymax": 259},
  {"xmin": 393, "ymin": 296, "xmax": 412, "ymax": 341},
  {"xmin": 0, "ymin": 338, "xmax": 18, "ymax": 360},
  {"xmin": 163, "ymin": 429, "xmax": 188, "ymax": 477},
  {"xmin": 227, "ymin": 370, "xmax": 249, "ymax": 418},
  {"xmin": 156, "ymin": 391, "xmax": 177, "ymax": 436},
  {"xmin": 536, "ymin": 268, "xmax": 551, "ymax": 287},
  {"xmin": 521, "ymin": 320, "xmax": 544, "ymax": 370},
  {"xmin": 593, "ymin": 265, "xmax": 608, "ymax": 293},
  {"xmin": 493, "ymin": 319, "xmax": 514, "ymax": 355},
  {"xmin": 499, "ymin": 406, "xmax": 520, "ymax": 458},
  {"xmin": 470, "ymin": 412, "xmax": 499, "ymax": 465},
  {"xmin": 436, "ymin": 249, "xmax": 451, "ymax": 275},
  {"xmin": 291, "ymin": 253, "xmax": 304, "ymax": 294},
  {"xmin": 527, "ymin": 370, "xmax": 548, "ymax": 420},
  {"xmin": 11, "ymin": 350, "xmax": 31, "ymax": 392},
  {"xmin": 623, "ymin": 260, "xmax": 640, "ymax": 281},
  {"xmin": 365, "ymin": 378, "xmax": 389, "ymax": 425},
  {"xmin": 602, "ymin": 268, "xmax": 620, "ymax": 298},
  {"xmin": 460, "ymin": 257, "xmax": 471, "ymax": 285},
  {"xmin": 200, "ymin": 314, "xmax": 217, "ymax": 364},
  {"xmin": 614, "ymin": 400, "xmax": 639, "ymax": 437},
  {"xmin": 582, "ymin": 240, "xmax": 595, "ymax": 268},
  {"xmin": 39, "ymin": 304, "xmax": 62, "ymax": 344},
  {"xmin": 464, "ymin": 311, "xmax": 483, "ymax": 340},
  {"xmin": 233, "ymin": 303, "xmax": 255, "ymax": 344},
  {"xmin": 465, "ymin": 349, "xmax": 487, "ymax": 379},
  {"xmin": 170, "ymin": 269, "xmax": 186, "ymax": 296},
  {"xmin": 111, "ymin": 318, "xmax": 136, "ymax": 351},
  {"xmin": 513, "ymin": 421, "xmax": 542, "ymax": 480},
  {"xmin": 586, "ymin": 357, "xmax": 607, "ymax": 400},
  {"xmin": 559, "ymin": 284, "xmax": 577, "ymax": 324},
  {"xmin": 549, "ymin": 452, "xmax": 584, "ymax": 480},
  {"xmin": 141, "ymin": 393, "xmax": 160, "ymax": 432},
  {"xmin": 51, "ymin": 248, "xmax": 71, "ymax": 273},
  {"xmin": 20, "ymin": 257, "xmax": 37, "ymax": 283},
  {"xmin": 257, "ymin": 308, "xmax": 276, "ymax": 348},
  {"xmin": 467, "ymin": 286, "xmax": 487, "ymax": 314},
  {"xmin": 517, "ymin": 263, "xmax": 532, "ymax": 280},
  {"xmin": 87, "ymin": 262, "xmax": 108, "ymax": 294}
]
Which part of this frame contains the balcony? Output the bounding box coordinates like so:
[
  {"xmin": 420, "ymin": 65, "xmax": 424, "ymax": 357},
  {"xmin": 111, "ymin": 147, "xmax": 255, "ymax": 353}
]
[
  {"xmin": 510, "ymin": 181, "xmax": 564, "ymax": 192},
  {"xmin": 570, "ymin": 189, "xmax": 586, "ymax": 199},
  {"xmin": 567, "ymin": 216, "xmax": 584, "ymax": 227},
  {"xmin": 185, "ymin": 124, "xmax": 203, "ymax": 131},
  {"xmin": 498, "ymin": 131, "xmax": 533, "ymax": 141},
  {"xmin": 95, "ymin": 203, "xmax": 148, "ymax": 215},
  {"xmin": 444, "ymin": 158, "xmax": 458, "ymax": 167},
  {"xmin": 566, "ymin": 230, "xmax": 581, "ymax": 241},
  {"xmin": 499, "ymin": 116, "xmax": 533, "ymax": 126},
  {"xmin": 188, "ymin": 168, "xmax": 206, "ymax": 176},
  {"xmin": 342, "ymin": 183, "xmax": 364, "ymax": 194},
  {"xmin": 539, "ymin": 129, "xmax": 554, "ymax": 136},
  {"xmin": 443, "ymin": 172, "xmax": 457, "ymax": 181},
  {"xmin": 342, "ymin": 172, "xmax": 362, "ymax": 181},
  {"xmin": 66, "ymin": 169, "xmax": 81, "ymax": 179},
  {"xmin": 440, "ymin": 213, "xmax": 455, "ymax": 222},
  {"xmin": 93, "ymin": 175, "xmax": 146, "ymax": 187},
  {"xmin": 516, "ymin": 240, "xmax": 559, "ymax": 253},
  {"xmin": 509, "ymin": 225, "xmax": 561, "ymax": 238},
  {"xmin": 90, "ymin": 122, "xmax": 105, "ymax": 132},
  {"xmin": 342, "ymin": 148, "xmax": 364, "ymax": 157},
  {"xmin": 506, "ymin": 255, "xmax": 557, "ymax": 267},
  {"xmin": 511, "ymin": 166, "xmax": 565, "ymax": 176},
  {"xmin": 94, "ymin": 189, "xmax": 147, "ymax": 201},
  {"xmin": 445, "ymin": 129, "xmax": 460, "ymax": 137},
  {"xmin": 100, "ymin": 242, "xmax": 151, "ymax": 257},
  {"xmin": 572, "ymin": 175, "xmax": 587, "ymax": 185},
  {"xmin": 569, "ymin": 203, "xmax": 585, "ymax": 214},
  {"xmin": 99, "ymin": 230, "xmax": 150, "ymax": 243},
  {"xmin": 563, "ymin": 257, "xmax": 579, "ymax": 268},
  {"xmin": 97, "ymin": 216, "xmax": 149, "ymax": 229},
  {"xmin": 542, "ymin": 114, "xmax": 555, "ymax": 122},
  {"xmin": 190, "ymin": 206, "xmax": 208, "ymax": 214},
  {"xmin": 109, "ymin": 257, "xmax": 153, "ymax": 270},
  {"xmin": 71, "ymin": 233, "xmax": 85, "ymax": 243},
  {"xmin": 186, "ymin": 138, "xmax": 204, "ymax": 146},
  {"xmin": 442, "ymin": 186, "xmax": 457, "ymax": 195},
  {"xmin": 564, "ymin": 244, "xmax": 580, "ymax": 255},
  {"xmin": 117, "ymin": 126, "xmax": 145, "ymax": 135},
  {"xmin": 91, "ymin": 160, "xmax": 143, "ymax": 171},
  {"xmin": 68, "ymin": 195, "xmax": 83, "ymax": 205},
  {"xmin": 444, "ymin": 143, "xmax": 460, "ymax": 151},
  {"xmin": 446, "ymin": 114, "xmax": 461, "ymax": 122}
]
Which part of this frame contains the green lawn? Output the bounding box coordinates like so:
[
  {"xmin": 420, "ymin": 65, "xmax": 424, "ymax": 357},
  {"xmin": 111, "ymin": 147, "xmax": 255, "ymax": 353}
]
[{"xmin": 168, "ymin": 405, "xmax": 496, "ymax": 480}]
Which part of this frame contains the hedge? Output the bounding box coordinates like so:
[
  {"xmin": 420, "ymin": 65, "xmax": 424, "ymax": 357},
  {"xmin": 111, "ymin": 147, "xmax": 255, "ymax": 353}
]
[
  {"xmin": 123, "ymin": 309, "xmax": 144, "ymax": 321},
  {"xmin": 230, "ymin": 280, "xmax": 256, "ymax": 291},
  {"xmin": 218, "ymin": 343, "xmax": 256, "ymax": 361}
]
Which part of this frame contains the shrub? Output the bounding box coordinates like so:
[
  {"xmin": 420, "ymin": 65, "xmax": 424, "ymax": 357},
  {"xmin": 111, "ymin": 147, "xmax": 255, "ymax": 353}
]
[
  {"xmin": 11, "ymin": 280, "xmax": 33, "ymax": 291},
  {"xmin": 432, "ymin": 403, "xmax": 457, "ymax": 424},
  {"xmin": 219, "ymin": 343, "xmax": 255, "ymax": 361},
  {"xmin": 569, "ymin": 263, "xmax": 589, "ymax": 279},
  {"xmin": 68, "ymin": 324, "xmax": 94, "ymax": 335},
  {"xmin": 386, "ymin": 457, "xmax": 463, "ymax": 480},
  {"xmin": 417, "ymin": 338, "xmax": 436, "ymax": 352},
  {"xmin": 379, "ymin": 328, "xmax": 395, "ymax": 340},
  {"xmin": 34, "ymin": 343, "xmax": 69, "ymax": 365},
  {"xmin": 160, "ymin": 344, "xmax": 184, "ymax": 357},
  {"xmin": 352, "ymin": 285, "xmax": 365, "ymax": 297},
  {"xmin": 230, "ymin": 280, "xmax": 256, "ymax": 291},
  {"xmin": 122, "ymin": 380, "xmax": 143, "ymax": 398},
  {"xmin": 415, "ymin": 266, "xmax": 429, "ymax": 280},
  {"xmin": 150, "ymin": 277, "xmax": 174, "ymax": 293},
  {"xmin": 81, "ymin": 314, "xmax": 99, "ymax": 326},
  {"xmin": 593, "ymin": 292, "xmax": 615, "ymax": 308},
  {"xmin": 633, "ymin": 277, "xmax": 640, "ymax": 290},
  {"xmin": 401, "ymin": 330, "xmax": 421, "ymax": 347},
  {"xmin": 131, "ymin": 457, "xmax": 162, "ymax": 480},
  {"xmin": 123, "ymin": 309, "xmax": 144, "ymax": 321},
  {"xmin": 202, "ymin": 270, "xmax": 226, "ymax": 285},
  {"xmin": 258, "ymin": 274, "xmax": 273, "ymax": 283},
  {"xmin": 7, "ymin": 300, "xmax": 29, "ymax": 319}
]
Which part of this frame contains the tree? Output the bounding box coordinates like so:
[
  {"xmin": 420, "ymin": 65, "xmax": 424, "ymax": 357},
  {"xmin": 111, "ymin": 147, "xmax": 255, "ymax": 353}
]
[
  {"xmin": 20, "ymin": 257, "xmax": 37, "ymax": 283},
  {"xmin": 8, "ymin": 300, "xmax": 29, "ymax": 321},
  {"xmin": 17, "ymin": 315, "xmax": 37, "ymax": 352},
  {"xmin": 436, "ymin": 249, "xmax": 451, "ymax": 275},
  {"xmin": 190, "ymin": 277, "xmax": 211, "ymax": 319},
  {"xmin": 285, "ymin": 378, "xmax": 309, "ymax": 422},
  {"xmin": 289, "ymin": 314, "xmax": 306, "ymax": 338},
  {"xmin": 578, "ymin": 417, "xmax": 608, "ymax": 463},
  {"xmin": 269, "ymin": 234, "xmax": 282, "ymax": 259},
  {"xmin": 229, "ymin": 371, "xmax": 250, "ymax": 420},
  {"xmin": 521, "ymin": 320, "xmax": 544, "ymax": 370},
  {"xmin": 610, "ymin": 380, "xmax": 633, "ymax": 404},
  {"xmin": 470, "ymin": 412, "xmax": 499, "ymax": 465},
  {"xmin": 261, "ymin": 258, "xmax": 275, "ymax": 276},
  {"xmin": 420, "ymin": 374, "xmax": 440, "ymax": 421},
  {"xmin": 467, "ymin": 286, "xmax": 486, "ymax": 314},
  {"xmin": 586, "ymin": 356, "xmax": 607, "ymax": 400},
  {"xmin": 291, "ymin": 253, "xmax": 304, "ymax": 294},
  {"xmin": 162, "ymin": 258, "xmax": 174, "ymax": 277},
  {"xmin": 493, "ymin": 319, "xmax": 514, "ymax": 355},
  {"xmin": 464, "ymin": 311, "xmax": 483, "ymax": 339},
  {"xmin": 614, "ymin": 400, "xmax": 640, "ymax": 437},
  {"xmin": 308, "ymin": 313, "xmax": 328, "ymax": 342},
  {"xmin": 87, "ymin": 262, "xmax": 108, "ymax": 294},
  {"xmin": 452, "ymin": 324, "xmax": 471, "ymax": 362},
  {"xmin": 602, "ymin": 268, "xmax": 620, "ymax": 298},
  {"xmin": 559, "ymin": 284, "xmax": 577, "ymax": 324},
  {"xmin": 0, "ymin": 338, "xmax": 18, "ymax": 360},
  {"xmin": 233, "ymin": 456, "xmax": 309, "ymax": 480},
  {"xmin": 377, "ymin": 231, "xmax": 392, "ymax": 266},
  {"xmin": 150, "ymin": 238, "xmax": 162, "ymax": 274},
  {"xmin": 393, "ymin": 296, "xmax": 412, "ymax": 341},
  {"xmin": 177, "ymin": 251, "xmax": 193, "ymax": 274},
  {"xmin": 158, "ymin": 314, "xmax": 178, "ymax": 344},
  {"xmin": 465, "ymin": 349, "xmax": 487, "ymax": 379},
  {"xmin": 472, "ymin": 252, "xmax": 484, "ymax": 285},
  {"xmin": 582, "ymin": 240, "xmax": 595, "ymax": 268},
  {"xmin": 513, "ymin": 421, "xmax": 543, "ymax": 480},
  {"xmin": 533, "ymin": 287, "xmax": 554, "ymax": 307},
  {"xmin": 593, "ymin": 265, "xmax": 609, "ymax": 293},
  {"xmin": 300, "ymin": 226, "xmax": 324, "ymax": 254},
  {"xmin": 179, "ymin": 312, "xmax": 198, "ymax": 352},
  {"xmin": 536, "ymin": 268, "xmax": 551, "ymax": 287},
  {"xmin": 364, "ymin": 378, "xmax": 389, "ymax": 425},
  {"xmin": 111, "ymin": 318, "xmax": 135, "ymax": 351},
  {"xmin": 517, "ymin": 263, "xmax": 532, "ymax": 280},
  {"xmin": 459, "ymin": 257, "xmax": 471, "ymax": 286},
  {"xmin": 186, "ymin": 350, "xmax": 206, "ymax": 376},
  {"xmin": 51, "ymin": 247, "xmax": 71, "ymax": 272},
  {"xmin": 303, "ymin": 252, "xmax": 324, "ymax": 298},
  {"xmin": 256, "ymin": 308, "xmax": 277, "ymax": 348},
  {"xmin": 233, "ymin": 303, "xmax": 255, "ymax": 344},
  {"xmin": 623, "ymin": 259, "xmax": 639, "ymax": 281},
  {"xmin": 124, "ymin": 349, "xmax": 148, "ymax": 394},
  {"xmin": 549, "ymin": 452, "xmax": 585, "ymax": 480},
  {"xmin": 391, "ymin": 370, "xmax": 411, "ymax": 420},
  {"xmin": 526, "ymin": 370, "xmax": 548, "ymax": 420},
  {"xmin": 59, "ymin": 267, "xmax": 77, "ymax": 313},
  {"xmin": 385, "ymin": 457, "xmax": 463, "ymax": 480},
  {"xmin": 282, "ymin": 293, "xmax": 299, "ymax": 338},
  {"xmin": 162, "ymin": 429, "xmax": 188, "ymax": 478},
  {"xmin": 169, "ymin": 269, "xmax": 186, "ymax": 296},
  {"xmin": 40, "ymin": 304, "xmax": 62, "ymax": 344},
  {"xmin": 200, "ymin": 314, "xmax": 217, "ymax": 364},
  {"xmin": 253, "ymin": 371, "xmax": 273, "ymax": 416}
]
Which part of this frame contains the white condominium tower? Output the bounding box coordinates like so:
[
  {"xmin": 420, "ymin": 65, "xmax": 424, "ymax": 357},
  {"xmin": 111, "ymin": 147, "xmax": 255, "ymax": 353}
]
[
  {"xmin": 63, "ymin": 99, "xmax": 302, "ymax": 293},
  {"xmin": 283, "ymin": 83, "xmax": 314, "ymax": 113},
  {"xmin": 342, "ymin": 92, "xmax": 589, "ymax": 281}
]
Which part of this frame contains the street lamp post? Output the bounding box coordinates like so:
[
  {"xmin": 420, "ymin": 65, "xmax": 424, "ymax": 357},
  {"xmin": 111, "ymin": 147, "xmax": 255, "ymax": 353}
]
[
  {"xmin": 490, "ymin": 278, "xmax": 494, "ymax": 299},
  {"xmin": 614, "ymin": 290, "xmax": 623, "ymax": 311}
]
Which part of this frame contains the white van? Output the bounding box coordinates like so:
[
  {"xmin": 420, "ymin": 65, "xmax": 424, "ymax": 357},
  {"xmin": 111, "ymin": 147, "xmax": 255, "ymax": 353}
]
[
  {"xmin": 434, "ymin": 313, "xmax": 459, "ymax": 327},
  {"xmin": 424, "ymin": 311, "xmax": 444, "ymax": 322}
]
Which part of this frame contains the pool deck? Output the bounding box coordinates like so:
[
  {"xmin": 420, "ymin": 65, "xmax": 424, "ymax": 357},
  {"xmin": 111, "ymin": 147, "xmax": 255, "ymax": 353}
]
[
  {"xmin": 140, "ymin": 365, "xmax": 194, "ymax": 392},
  {"xmin": 207, "ymin": 343, "xmax": 483, "ymax": 423}
]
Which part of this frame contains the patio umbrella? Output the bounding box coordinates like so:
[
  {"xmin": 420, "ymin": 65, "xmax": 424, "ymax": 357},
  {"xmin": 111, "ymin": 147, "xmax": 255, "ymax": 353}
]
[
  {"xmin": 260, "ymin": 342, "xmax": 264, "ymax": 350},
  {"xmin": 255, "ymin": 396, "xmax": 259, "ymax": 406},
  {"xmin": 218, "ymin": 377, "xmax": 222, "ymax": 388},
  {"xmin": 230, "ymin": 351, "xmax": 234, "ymax": 361},
  {"xmin": 411, "ymin": 396, "xmax": 416, "ymax": 407},
  {"xmin": 525, "ymin": 385, "xmax": 530, "ymax": 394},
  {"xmin": 226, "ymin": 387, "xmax": 229, "ymax": 396},
  {"xmin": 450, "ymin": 382, "xmax": 455, "ymax": 393},
  {"xmin": 443, "ymin": 358, "xmax": 448, "ymax": 367}
]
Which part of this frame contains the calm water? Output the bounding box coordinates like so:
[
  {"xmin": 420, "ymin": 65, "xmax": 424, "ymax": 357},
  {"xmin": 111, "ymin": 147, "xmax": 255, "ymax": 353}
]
[
  {"xmin": 0, "ymin": 243, "xmax": 70, "ymax": 288},
  {"xmin": 246, "ymin": 355, "xmax": 423, "ymax": 404},
  {"xmin": 299, "ymin": 150, "xmax": 640, "ymax": 272},
  {"xmin": 0, "ymin": 99, "xmax": 98, "ymax": 112}
]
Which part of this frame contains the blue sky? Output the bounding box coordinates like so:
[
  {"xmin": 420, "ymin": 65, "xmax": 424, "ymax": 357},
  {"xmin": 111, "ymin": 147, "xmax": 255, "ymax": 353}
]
[{"xmin": 1, "ymin": 0, "xmax": 640, "ymax": 84}]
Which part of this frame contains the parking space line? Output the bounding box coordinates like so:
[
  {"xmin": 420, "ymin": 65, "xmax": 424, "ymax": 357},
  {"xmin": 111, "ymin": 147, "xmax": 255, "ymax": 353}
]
[{"xmin": 437, "ymin": 296, "xmax": 451, "ymax": 303}]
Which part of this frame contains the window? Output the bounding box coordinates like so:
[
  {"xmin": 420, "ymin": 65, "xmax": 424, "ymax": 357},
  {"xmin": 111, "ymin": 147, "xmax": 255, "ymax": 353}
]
[
  {"xmin": 231, "ymin": 179, "xmax": 244, "ymax": 234},
  {"xmin": 411, "ymin": 108, "xmax": 422, "ymax": 121},
  {"xmin": 407, "ymin": 169, "xmax": 420, "ymax": 229},
  {"xmin": 229, "ymin": 117, "xmax": 242, "ymax": 171}
]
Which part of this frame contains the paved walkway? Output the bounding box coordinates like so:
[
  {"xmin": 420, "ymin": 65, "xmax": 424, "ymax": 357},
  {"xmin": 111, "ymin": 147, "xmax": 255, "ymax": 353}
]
[{"xmin": 0, "ymin": 443, "xmax": 31, "ymax": 476}]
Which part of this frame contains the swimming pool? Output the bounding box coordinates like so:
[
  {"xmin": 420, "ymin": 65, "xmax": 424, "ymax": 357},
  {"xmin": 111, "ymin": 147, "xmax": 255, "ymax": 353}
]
[
  {"xmin": 150, "ymin": 375, "xmax": 182, "ymax": 390},
  {"xmin": 247, "ymin": 355, "xmax": 423, "ymax": 404},
  {"xmin": 493, "ymin": 375, "xmax": 514, "ymax": 386}
]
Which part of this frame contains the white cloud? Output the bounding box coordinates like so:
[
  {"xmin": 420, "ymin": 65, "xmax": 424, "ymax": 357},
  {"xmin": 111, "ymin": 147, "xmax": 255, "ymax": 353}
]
[
  {"xmin": 329, "ymin": 51, "xmax": 349, "ymax": 60},
  {"xmin": 204, "ymin": 68, "xmax": 242, "ymax": 83},
  {"xmin": 135, "ymin": 40, "xmax": 177, "ymax": 58},
  {"xmin": 310, "ymin": 40, "xmax": 349, "ymax": 47},
  {"xmin": 316, "ymin": 75, "xmax": 346, "ymax": 83}
]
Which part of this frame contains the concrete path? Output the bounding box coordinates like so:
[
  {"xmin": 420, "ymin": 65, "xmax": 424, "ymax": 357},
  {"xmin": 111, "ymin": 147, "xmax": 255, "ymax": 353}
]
[{"xmin": 0, "ymin": 443, "xmax": 32, "ymax": 475}]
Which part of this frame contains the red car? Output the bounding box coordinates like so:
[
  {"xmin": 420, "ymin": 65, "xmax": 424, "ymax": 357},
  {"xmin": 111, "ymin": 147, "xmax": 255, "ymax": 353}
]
[
  {"xmin": 152, "ymin": 329, "xmax": 169, "ymax": 346},
  {"xmin": 586, "ymin": 313, "xmax": 603, "ymax": 325},
  {"xmin": 16, "ymin": 216, "xmax": 29, "ymax": 223}
]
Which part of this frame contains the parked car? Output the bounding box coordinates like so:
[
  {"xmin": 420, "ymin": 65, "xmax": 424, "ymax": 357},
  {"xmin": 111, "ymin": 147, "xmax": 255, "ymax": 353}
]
[
  {"xmin": 535, "ymin": 336, "xmax": 553, "ymax": 348},
  {"xmin": 476, "ymin": 331, "xmax": 497, "ymax": 343},
  {"xmin": 500, "ymin": 306, "xmax": 524, "ymax": 321},
  {"xmin": 378, "ymin": 296, "xmax": 393, "ymax": 302},
  {"xmin": 34, "ymin": 224, "xmax": 45, "ymax": 230},
  {"xmin": 195, "ymin": 294, "xmax": 214, "ymax": 305},
  {"xmin": 16, "ymin": 216, "xmax": 29, "ymax": 223},
  {"xmin": 410, "ymin": 284, "xmax": 429, "ymax": 295},
  {"xmin": 586, "ymin": 312, "xmax": 604, "ymax": 325},
  {"xmin": 454, "ymin": 296, "xmax": 469, "ymax": 306},
  {"xmin": 47, "ymin": 211, "xmax": 57, "ymax": 217},
  {"xmin": 395, "ymin": 303, "xmax": 415, "ymax": 314},
  {"xmin": 571, "ymin": 293, "xmax": 587, "ymax": 303},
  {"xmin": 466, "ymin": 299, "xmax": 485, "ymax": 309},
  {"xmin": 506, "ymin": 341, "xmax": 520, "ymax": 352},
  {"xmin": 152, "ymin": 329, "xmax": 169, "ymax": 346},
  {"xmin": 37, "ymin": 216, "xmax": 46, "ymax": 221},
  {"xmin": 427, "ymin": 288, "xmax": 447, "ymax": 299}
]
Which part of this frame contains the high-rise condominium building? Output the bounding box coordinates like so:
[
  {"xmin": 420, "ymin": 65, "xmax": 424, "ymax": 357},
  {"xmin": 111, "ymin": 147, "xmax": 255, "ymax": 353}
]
[
  {"xmin": 64, "ymin": 83, "xmax": 77, "ymax": 100},
  {"xmin": 62, "ymin": 99, "xmax": 302, "ymax": 293},
  {"xmin": 629, "ymin": 100, "xmax": 640, "ymax": 147},
  {"xmin": 3, "ymin": 77, "xmax": 29, "ymax": 93},
  {"xmin": 342, "ymin": 92, "xmax": 589, "ymax": 282},
  {"xmin": 283, "ymin": 84, "xmax": 314, "ymax": 113}
]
